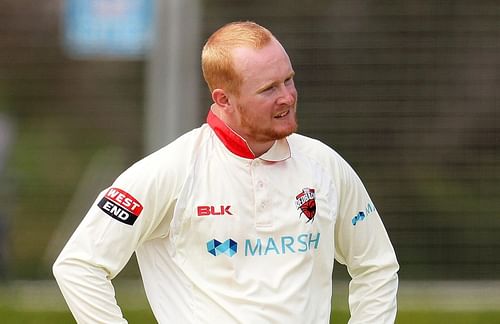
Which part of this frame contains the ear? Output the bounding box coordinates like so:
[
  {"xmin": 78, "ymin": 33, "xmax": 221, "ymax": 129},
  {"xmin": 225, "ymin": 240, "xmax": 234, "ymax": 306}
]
[{"xmin": 212, "ymin": 89, "xmax": 234, "ymax": 112}]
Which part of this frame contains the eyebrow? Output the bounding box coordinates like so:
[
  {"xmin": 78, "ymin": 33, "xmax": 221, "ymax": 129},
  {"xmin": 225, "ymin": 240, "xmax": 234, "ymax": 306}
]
[{"xmin": 256, "ymin": 71, "xmax": 295, "ymax": 94}]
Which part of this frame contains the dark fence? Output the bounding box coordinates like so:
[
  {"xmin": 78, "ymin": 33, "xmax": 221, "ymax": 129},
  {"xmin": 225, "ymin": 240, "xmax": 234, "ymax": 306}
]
[{"xmin": 0, "ymin": 0, "xmax": 498, "ymax": 280}]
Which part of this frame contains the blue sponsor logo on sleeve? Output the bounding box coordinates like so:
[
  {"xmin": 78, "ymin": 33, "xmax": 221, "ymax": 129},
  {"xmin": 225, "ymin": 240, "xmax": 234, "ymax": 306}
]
[{"xmin": 352, "ymin": 202, "xmax": 376, "ymax": 226}]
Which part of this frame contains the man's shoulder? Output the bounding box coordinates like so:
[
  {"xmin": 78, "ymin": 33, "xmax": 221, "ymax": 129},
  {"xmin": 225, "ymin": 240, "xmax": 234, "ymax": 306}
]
[
  {"xmin": 287, "ymin": 133, "xmax": 361, "ymax": 186},
  {"xmin": 124, "ymin": 124, "xmax": 211, "ymax": 175},
  {"xmin": 287, "ymin": 133, "xmax": 348, "ymax": 167},
  {"xmin": 288, "ymin": 133, "xmax": 336, "ymax": 155},
  {"xmin": 146, "ymin": 124, "xmax": 210, "ymax": 157}
]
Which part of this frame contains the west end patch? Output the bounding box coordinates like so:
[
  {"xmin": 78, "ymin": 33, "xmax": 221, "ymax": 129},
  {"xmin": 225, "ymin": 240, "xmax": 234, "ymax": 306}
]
[{"xmin": 98, "ymin": 188, "xmax": 143, "ymax": 225}]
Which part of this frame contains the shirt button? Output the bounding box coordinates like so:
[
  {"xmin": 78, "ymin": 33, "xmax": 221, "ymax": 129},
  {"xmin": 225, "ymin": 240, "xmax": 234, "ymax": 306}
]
[{"xmin": 257, "ymin": 180, "xmax": 264, "ymax": 188}]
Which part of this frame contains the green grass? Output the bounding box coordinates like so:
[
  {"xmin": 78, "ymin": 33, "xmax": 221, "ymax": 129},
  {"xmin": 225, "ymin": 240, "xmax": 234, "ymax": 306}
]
[
  {"xmin": 2, "ymin": 280, "xmax": 500, "ymax": 323},
  {"xmin": 0, "ymin": 307, "xmax": 157, "ymax": 323},
  {"xmin": 0, "ymin": 308, "xmax": 499, "ymax": 323},
  {"xmin": 395, "ymin": 310, "xmax": 500, "ymax": 324}
]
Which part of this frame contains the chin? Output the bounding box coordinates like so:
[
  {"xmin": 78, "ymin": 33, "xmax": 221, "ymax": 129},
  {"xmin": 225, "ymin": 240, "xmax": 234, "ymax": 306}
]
[{"xmin": 273, "ymin": 123, "xmax": 298, "ymax": 140}]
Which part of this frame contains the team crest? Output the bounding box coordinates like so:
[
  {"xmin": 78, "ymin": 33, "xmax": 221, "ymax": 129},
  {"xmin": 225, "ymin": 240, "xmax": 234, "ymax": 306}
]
[{"xmin": 295, "ymin": 188, "xmax": 316, "ymax": 223}]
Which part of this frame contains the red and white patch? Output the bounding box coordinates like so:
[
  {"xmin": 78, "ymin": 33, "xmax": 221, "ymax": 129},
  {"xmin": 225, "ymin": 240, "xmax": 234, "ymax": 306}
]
[
  {"xmin": 295, "ymin": 188, "xmax": 316, "ymax": 223},
  {"xmin": 98, "ymin": 188, "xmax": 143, "ymax": 225}
]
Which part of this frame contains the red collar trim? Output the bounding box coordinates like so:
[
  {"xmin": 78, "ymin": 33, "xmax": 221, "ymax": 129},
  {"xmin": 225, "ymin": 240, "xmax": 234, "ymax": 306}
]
[{"xmin": 207, "ymin": 110, "xmax": 256, "ymax": 159}]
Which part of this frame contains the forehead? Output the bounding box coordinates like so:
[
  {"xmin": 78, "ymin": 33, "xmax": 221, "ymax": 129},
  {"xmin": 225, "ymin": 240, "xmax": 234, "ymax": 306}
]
[{"xmin": 231, "ymin": 39, "xmax": 293, "ymax": 86}]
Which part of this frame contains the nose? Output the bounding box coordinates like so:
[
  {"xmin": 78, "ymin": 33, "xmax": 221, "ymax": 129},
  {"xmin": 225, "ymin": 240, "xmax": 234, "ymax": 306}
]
[{"xmin": 277, "ymin": 85, "xmax": 296, "ymax": 106}]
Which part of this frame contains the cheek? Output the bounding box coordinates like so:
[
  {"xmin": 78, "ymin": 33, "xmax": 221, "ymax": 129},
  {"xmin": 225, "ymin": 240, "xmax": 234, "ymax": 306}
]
[
  {"xmin": 290, "ymin": 88, "xmax": 298, "ymax": 102},
  {"xmin": 247, "ymin": 98, "xmax": 275, "ymax": 114}
]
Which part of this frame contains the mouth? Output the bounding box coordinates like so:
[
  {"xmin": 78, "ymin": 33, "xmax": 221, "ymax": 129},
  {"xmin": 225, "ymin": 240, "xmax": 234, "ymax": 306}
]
[{"xmin": 274, "ymin": 110, "xmax": 290, "ymax": 119}]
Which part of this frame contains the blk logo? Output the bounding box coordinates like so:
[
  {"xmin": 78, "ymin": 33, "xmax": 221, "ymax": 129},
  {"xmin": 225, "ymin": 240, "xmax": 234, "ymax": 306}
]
[
  {"xmin": 207, "ymin": 239, "xmax": 238, "ymax": 257},
  {"xmin": 197, "ymin": 205, "xmax": 233, "ymax": 216}
]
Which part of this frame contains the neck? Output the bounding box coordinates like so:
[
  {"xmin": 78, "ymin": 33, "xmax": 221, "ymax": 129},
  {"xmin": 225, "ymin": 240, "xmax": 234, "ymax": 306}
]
[
  {"xmin": 210, "ymin": 104, "xmax": 274, "ymax": 158},
  {"xmin": 246, "ymin": 140, "xmax": 274, "ymax": 157}
]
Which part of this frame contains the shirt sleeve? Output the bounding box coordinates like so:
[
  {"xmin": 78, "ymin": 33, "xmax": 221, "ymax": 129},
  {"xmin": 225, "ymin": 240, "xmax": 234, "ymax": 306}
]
[
  {"xmin": 333, "ymin": 157, "xmax": 399, "ymax": 324},
  {"xmin": 53, "ymin": 155, "xmax": 178, "ymax": 323}
]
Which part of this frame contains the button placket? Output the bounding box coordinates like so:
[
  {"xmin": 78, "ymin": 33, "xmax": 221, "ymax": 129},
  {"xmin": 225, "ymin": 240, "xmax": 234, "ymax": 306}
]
[{"xmin": 251, "ymin": 161, "xmax": 273, "ymax": 229}]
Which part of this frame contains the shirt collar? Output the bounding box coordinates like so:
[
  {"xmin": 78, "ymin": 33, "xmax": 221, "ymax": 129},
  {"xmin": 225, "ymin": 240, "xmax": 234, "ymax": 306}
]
[{"xmin": 207, "ymin": 110, "xmax": 291, "ymax": 162}]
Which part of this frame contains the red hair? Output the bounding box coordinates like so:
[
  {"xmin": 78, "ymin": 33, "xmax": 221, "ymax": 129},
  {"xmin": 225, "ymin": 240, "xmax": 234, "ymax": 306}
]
[{"xmin": 202, "ymin": 21, "xmax": 273, "ymax": 95}]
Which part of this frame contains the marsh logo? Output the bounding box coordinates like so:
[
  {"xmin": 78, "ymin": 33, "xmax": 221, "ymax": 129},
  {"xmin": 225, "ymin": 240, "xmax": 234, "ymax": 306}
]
[
  {"xmin": 207, "ymin": 239, "xmax": 238, "ymax": 257},
  {"xmin": 245, "ymin": 232, "xmax": 320, "ymax": 256},
  {"xmin": 352, "ymin": 202, "xmax": 376, "ymax": 226},
  {"xmin": 206, "ymin": 233, "xmax": 321, "ymax": 257}
]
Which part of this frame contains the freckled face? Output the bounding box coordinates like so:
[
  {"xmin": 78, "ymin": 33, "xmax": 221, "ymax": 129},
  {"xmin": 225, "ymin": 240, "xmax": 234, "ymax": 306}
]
[{"xmin": 229, "ymin": 38, "xmax": 298, "ymax": 144}]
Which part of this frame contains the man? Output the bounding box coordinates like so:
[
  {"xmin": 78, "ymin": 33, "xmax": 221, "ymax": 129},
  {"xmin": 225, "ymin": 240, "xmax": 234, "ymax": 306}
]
[{"xmin": 54, "ymin": 21, "xmax": 399, "ymax": 323}]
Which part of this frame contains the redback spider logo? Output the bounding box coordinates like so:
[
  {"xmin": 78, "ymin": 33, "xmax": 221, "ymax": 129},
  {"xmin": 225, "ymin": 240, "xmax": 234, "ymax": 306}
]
[{"xmin": 295, "ymin": 188, "xmax": 316, "ymax": 223}]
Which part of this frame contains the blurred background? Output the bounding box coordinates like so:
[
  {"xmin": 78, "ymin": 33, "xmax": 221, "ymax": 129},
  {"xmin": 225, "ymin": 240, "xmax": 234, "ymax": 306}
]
[{"xmin": 0, "ymin": 0, "xmax": 499, "ymax": 321}]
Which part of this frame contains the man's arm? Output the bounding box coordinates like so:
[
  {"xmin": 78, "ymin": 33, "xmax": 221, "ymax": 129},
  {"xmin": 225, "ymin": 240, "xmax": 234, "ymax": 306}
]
[
  {"xmin": 53, "ymin": 154, "xmax": 174, "ymax": 323},
  {"xmin": 53, "ymin": 187, "xmax": 146, "ymax": 323},
  {"xmin": 53, "ymin": 246, "xmax": 128, "ymax": 323},
  {"xmin": 334, "ymin": 158, "xmax": 399, "ymax": 324}
]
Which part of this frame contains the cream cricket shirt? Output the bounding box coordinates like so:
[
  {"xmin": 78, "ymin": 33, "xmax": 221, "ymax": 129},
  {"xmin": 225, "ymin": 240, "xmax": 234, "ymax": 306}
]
[{"xmin": 54, "ymin": 111, "xmax": 399, "ymax": 324}]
